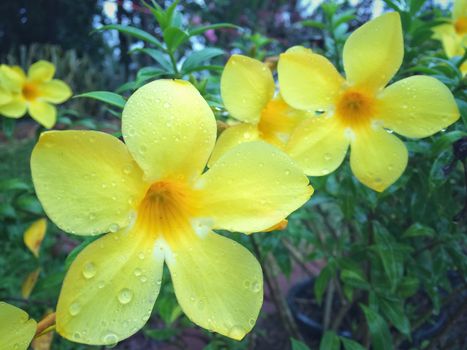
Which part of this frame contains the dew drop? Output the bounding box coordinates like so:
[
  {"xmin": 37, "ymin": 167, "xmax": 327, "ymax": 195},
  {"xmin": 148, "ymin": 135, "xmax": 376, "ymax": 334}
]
[
  {"xmin": 118, "ymin": 288, "xmax": 133, "ymax": 304},
  {"xmin": 82, "ymin": 262, "xmax": 96, "ymax": 279},
  {"xmin": 102, "ymin": 332, "xmax": 118, "ymax": 346},
  {"xmin": 251, "ymin": 280, "xmax": 261, "ymax": 293},
  {"xmin": 122, "ymin": 165, "xmax": 133, "ymax": 175},
  {"xmin": 134, "ymin": 268, "xmax": 142, "ymax": 277},
  {"xmin": 98, "ymin": 281, "xmax": 105, "ymax": 289},
  {"xmin": 249, "ymin": 318, "xmax": 256, "ymax": 327},
  {"xmin": 323, "ymin": 153, "xmax": 332, "ymax": 161},
  {"xmin": 138, "ymin": 251, "xmax": 145, "ymax": 260},
  {"xmin": 69, "ymin": 301, "xmax": 81, "ymax": 316},
  {"xmin": 140, "ymin": 275, "xmax": 148, "ymax": 283},
  {"xmin": 109, "ymin": 223, "xmax": 120, "ymax": 233}
]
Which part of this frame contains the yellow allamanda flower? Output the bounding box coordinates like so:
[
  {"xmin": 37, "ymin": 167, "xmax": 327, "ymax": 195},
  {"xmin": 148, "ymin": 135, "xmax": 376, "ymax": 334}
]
[
  {"xmin": 433, "ymin": 0, "xmax": 467, "ymax": 74},
  {"xmin": 30, "ymin": 79, "xmax": 313, "ymax": 345},
  {"xmin": 278, "ymin": 12, "xmax": 460, "ymax": 192},
  {"xmin": 0, "ymin": 69, "xmax": 13, "ymax": 106},
  {"xmin": 0, "ymin": 61, "xmax": 72, "ymax": 128},
  {"xmin": 0, "ymin": 302, "xmax": 37, "ymax": 350},
  {"xmin": 208, "ymin": 54, "xmax": 310, "ymax": 166}
]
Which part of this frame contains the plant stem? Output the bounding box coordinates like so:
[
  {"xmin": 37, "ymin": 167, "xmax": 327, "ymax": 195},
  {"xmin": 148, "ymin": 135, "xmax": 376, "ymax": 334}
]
[
  {"xmin": 34, "ymin": 312, "xmax": 56, "ymax": 337},
  {"xmin": 323, "ymin": 279, "xmax": 335, "ymax": 330},
  {"xmin": 167, "ymin": 50, "xmax": 180, "ymax": 78},
  {"xmin": 249, "ymin": 235, "xmax": 303, "ymax": 341},
  {"xmin": 281, "ymin": 238, "xmax": 317, "ymax": 277}
]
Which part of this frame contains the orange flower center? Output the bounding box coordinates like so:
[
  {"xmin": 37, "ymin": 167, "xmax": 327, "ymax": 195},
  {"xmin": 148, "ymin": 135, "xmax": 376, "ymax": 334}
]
[
  {"xmin": 22, "ymin": 83, "xmax": 39, "ymax": 101},
  {"xmin": 335, "ymin": 88, "xmax": 376, "ymax": 129},
  {"xmin": 134, "ymin": 180, "xmax": 202, "ymax": 245},
  {"xmin": 454, "ymin": 16, "xmax": 467, "ymax": 35}
]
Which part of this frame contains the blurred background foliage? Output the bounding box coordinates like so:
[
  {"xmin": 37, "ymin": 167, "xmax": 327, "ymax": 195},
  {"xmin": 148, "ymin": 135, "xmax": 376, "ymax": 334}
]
[{"xmin": 1, "ymin": 0, "xmax": 466, "ymax": 349}]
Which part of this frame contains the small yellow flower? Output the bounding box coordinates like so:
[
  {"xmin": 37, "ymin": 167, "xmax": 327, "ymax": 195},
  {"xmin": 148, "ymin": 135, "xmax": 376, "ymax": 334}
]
[
  {"xmin": 278, "ymin": 12, "xmax": 460, "ymax": 192},
  {"xmin": 209, "ymin": 54, "xmax": 310, "ymax": 166},
  {"xmin": 0, "ymin": 302, "xmax": 37, "ymax": 350},
  {"xmin": 0, "ymin": 68, "xmax": 13, "ymax": 105},
  {"xmin": 31, "ymin": 79, "xmax": 312, "ymax": 345},
  {"xmin": 0, "ymin": 61, "xmax": 72, "ymax": 128},
  {"xmin": 433, "ymin": 0, "xmax": 467, "ymax": 74}
]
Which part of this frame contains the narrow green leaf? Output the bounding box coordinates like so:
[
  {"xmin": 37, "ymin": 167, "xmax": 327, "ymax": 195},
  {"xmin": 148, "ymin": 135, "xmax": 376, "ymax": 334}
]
[
  {"xmin": 301, "ymin": 20, "xmax": 326, "ymax": 29},
  {"xmin": 378, "ymin": 296, "xmax": 410, "ymax": 336},
  {"xmin": 341, "ymin": 337, "xmax": 366, "ymax": 350},
  {"xmin": 320, "ymin": 331, "xmax": 340, "ymax": 350},
  {"xmin": 132, "ymin": 48, "xmax": 174, "ymax": 72},
  {"xmin": 97, "ymin": 24, "xmax": 164, "ymax": 49},
  {"xmin": 75, "ymin": 91, "xmax": 126, "ymax": 109},
  {"xmin": 341, "ymin": 269, "xmax": 369, "ymax": 289},
  {"xmin": 360, "ymin": 305, "xmax": 393, "ymax": 350},
  {"xmin": 431, "ymin": 130, "xmax": 467, "ymax": 155},
  {"xmin": 0, "ymin": 179, "xmax": 30, "ymax": 192},
  {"xmin": 188, "ymin": 23, "xmax": 239, "ymax": 37},
  {"xmin": 181, "ymin": 48, "xmax": 224, "ymax": 74},
  {"xmin": 402, "ymin": 223, "xmax": 435, "ymax": 238},
  {"xmin": 163, "ymin": 26, "xmax": 189, "ymax": 52},
  {"xmin": 291, "ymin": 338, "xmax": 311, "ymax": 350},
  {"xmin": 314, "ymin": 262, "xmax": 334, "ymax": 304},
  {"xmin": 397, "ymin": 276, "xmax": 419, "ymax": 298}
]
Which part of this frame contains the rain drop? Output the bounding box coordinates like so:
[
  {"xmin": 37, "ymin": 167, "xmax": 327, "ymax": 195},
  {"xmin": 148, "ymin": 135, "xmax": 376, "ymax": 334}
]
[
  {"xmin": 118, "ymin": 288, "xmax": 133, "ymax": 304},
  {"xmin": 82, "ymin": 262, "xmax": 96, "ymax": 279},
  {"xmin": 69, "ymin": 301, "xmax": 81, "ymax": 316},
  {"xmin": 102, "ymin": 333, "xmax": 118, "ymax": 346},
  {"xmin": 134, "ymin": 268, "xmax": 142, "ymax": 277}
]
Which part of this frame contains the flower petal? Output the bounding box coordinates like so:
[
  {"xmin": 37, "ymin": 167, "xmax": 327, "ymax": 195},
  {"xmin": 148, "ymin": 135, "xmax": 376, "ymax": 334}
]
[
  {"xmin": 286, "ymin": 116, "xmax": 349, "ymax": 176},
  {"xmin": 0, "ymin": 302, "xmax": 37, "ymax": 350},
  {"xmin": 350, "ymin": 127, "xmax": 408, "ymax": 192},
  {"xmin": 208, "ymin": 124, "xmax": 260, "ymax": 167},
  {"xmin": 0, "ymin": 86, "xmax": 12, "ymax": 105},
  {"xmin": 0, "ymin": 64, "xmax": 25, "ymax": 91},
  {"xmin": 453, "ymin": 0, "xmax": 467, "ymax": 20},
  {"xmin": 40, "ymin": 79, "xmax": 72, "ymax": 103},
  {"xmin": 31, "ymin": 130, "xmax": 148, "ymax": 236},
  {"xmin": 343, "ymin": 12, "xmax": 403, "ymax": 92},
  {"xmin": 221, "ymin": 55, "xmax": 275, "ymax": 124},
  {"xmin": 24, "ymin": 218, "xmax": 47, "ymax": 258},
  {"xmin": 378, "ymin": 76, "xmax": 460, "ymax": 138},
  {"xmin": 278, "ymin": 46, "xmax": 344, "ymax": 111},
  {"xmin": 56, "ymin": 228, "xmax": 164, "ymax": 345},
  {"xmin": 28, "ymin": 60, "xmax": 55, "ymax": 82},
  {"xmin": 0, "ymin": 97, "xmax": 27, "ymax": 118},
  {"xmin": 432, "ymin": 24, "xmax": 464, "ymax": 57},
  {"xmin": 21, "ymin": 268, "xmax": 41, "ymax": 299},
  {"xmin": 122, "ymin": 79, "xmax": 216, "ymax": 182},
  {"xmin": 199, "ymin": 141, "xmax": 313, "ymax": 233},
  {"xmin": 28, "ymin": 101, "xmax": 57, "ymax": 128},
  {"xmin": 166, "ymin": 231, "xmax": 262, "ymax": 340}
]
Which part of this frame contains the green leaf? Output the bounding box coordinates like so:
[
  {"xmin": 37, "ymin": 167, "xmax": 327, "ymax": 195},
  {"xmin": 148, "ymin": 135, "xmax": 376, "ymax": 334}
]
[
  {"xmin": 291, "ymin": 338, "xmax": 311, "ymax": 350},
  {"xmin": 188, "ymin": 23, "xmax": 239, "ymax": 37},
  {"xmin": 163, "ymin": 26, "xmax": 189, "ymax": 52},
  {"xmin": 431, "ymin": 130, "xmax": 467, "ymax": 155},
  {"xmin": 15, "ymin": 194, "xmax": 42, "ymax": 215},
  {"xmin": 136, "ymin": 67, "xmax": 166, "ymax": 82},
  {"xmin": 132, "ymin": 48, "xmax": 174, "ymax": 72},
  {"xmin": 397, "ymin": 276, "xmax": 419, "ymax": 298},
  {"xmin": 314, "ymin": 261, "xmax": 335, "ymax": 304},
  {"xmin": 402, "ymin": 223, "xmax": 435, "ymax": 238},
  {"xmin": 96, "ymin": 24, "xmax": 164, "ymax": 49},
  {"xmin": 360, "ymin": 304, "xmax": 393, "ymax": 350},
  {"xmin": 341, "ymin": 338, "xmax": 366, "ymax": 350},
  {"xmin": 75, "ymin": 91, "xmax": 126, "ymax": 109},
  {"xmin": 0, "ymin": 179, "xmax": 30, "ymax": 192},
  {"xmin": 320, "ymin": 331, "xmax": 340, "ymax": 350},
  {"xmin": 181, "ymin": 48, "xmax": 224, "ymax": 74},
  {"xmin": 301, "ymin": 20, "xmax": 326, "ymax": 29},
  {"xmin": 378, "ymin": 296, "xmax": 410, "ymax": 336},
  {"xmin": 340, "ymin": 268, "xmax": 369, "ymax": 289}
]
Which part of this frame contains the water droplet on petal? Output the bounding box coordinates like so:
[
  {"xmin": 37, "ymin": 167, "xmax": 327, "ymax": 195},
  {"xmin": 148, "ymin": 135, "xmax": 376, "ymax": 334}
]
[
  {"xmin": 69, "ymin": 301, "xmax": 81, "ymax": 316},
  {"xmin": 118, "ymin": 288, "xmax": 133, "ymax": 304},
  {"xmin": 109, "ymin": 223, "xmax": 119, "ymax": 233},
  {"xmin": 228, "ymin": 325, "xmax": 245, "ymax": 339},
  {"xmin": 82, "ymin": 262, "xmax": 96, "ymax": 279},
  {"xmin": 102, "ymin": 333, "xmax": 118, "ymax": 346}
]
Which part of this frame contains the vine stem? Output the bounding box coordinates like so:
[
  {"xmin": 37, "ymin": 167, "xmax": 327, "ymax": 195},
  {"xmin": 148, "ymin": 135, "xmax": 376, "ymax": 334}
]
[
  {"xmin": 34, "ymin": 312, "xmax": 56, "ymax": 337},
  {"xmin": 249, "ymin": 235, "xmax": 303, "ymax": 341}
]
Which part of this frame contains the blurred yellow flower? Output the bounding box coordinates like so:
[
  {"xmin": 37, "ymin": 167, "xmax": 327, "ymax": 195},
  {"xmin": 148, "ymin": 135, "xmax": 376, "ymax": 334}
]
[
  {"xmin": 433, "ymin": 0, "xmax": 467, "ymax": 74},
  {"xmin": 0, "ymin": 61, "xmax": 72, "ymax": 128},
  {"xmin": 31, "ymin": 79, "xmax": 313, "ymax": 345},
  {"xmin": 24, "ymin": 218, "xmax": 47, "ymax": 258},
  {"xmin": 0, "ymin": 68, "xmax": 13, "ymax": 105},
  {"xmin": 0, "ymin": 302, "xmax": 37, "ymax": 350},
  {"xmin": 209, "ymin": 54, "xmax": 310, "ymax": 166},
  {"xmin": 21, "ymin": 268, "xmax": 41, "ymax": 299},
  {"xmin": 278, "ymin": 12, "xmax": 460, "ymax": 192}
]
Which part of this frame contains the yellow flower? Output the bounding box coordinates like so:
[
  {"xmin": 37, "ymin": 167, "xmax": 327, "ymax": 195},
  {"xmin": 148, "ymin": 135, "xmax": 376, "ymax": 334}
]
[
  {"xmin": 0, "ymin": 302, "xmax": 37, "ymax": 350},
  {"xmin": 30, "ymin": 79, "xmax": 313, "ymax": 345},
  {"xmin": 0, "ymin": 68, "xmax": 13, "ymax": 106},
  {"xmin": 278, "ymin": 12, "xmax": 460, "ymax": 192},
  {"xmin": 0, "ymin": 61, "xmax": 72, "ymax": 128},
  {"xmin": 209, "ymin": 54, "xmax": 310, "ymax": 166},
  {"xmin": 433, "ymin": 0, "xmax": 467, "ymax": 74}
]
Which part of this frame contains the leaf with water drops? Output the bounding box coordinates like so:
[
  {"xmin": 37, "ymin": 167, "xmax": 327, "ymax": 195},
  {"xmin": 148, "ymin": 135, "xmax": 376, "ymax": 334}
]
[{"xmin": 0, "ymin": 302, "xmax": 37, "ymax": 350}]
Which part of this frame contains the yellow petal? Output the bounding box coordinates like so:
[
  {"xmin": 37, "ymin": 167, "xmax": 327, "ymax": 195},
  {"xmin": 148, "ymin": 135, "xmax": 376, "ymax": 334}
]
[
  {"xmin": 343, "ymin": 12, "xmax": 403, "ymax": 92},
  {"xmin": 278, "ymin": 46, "xmax": 344, "ymax": 111},
  {"xmin": 24, "ymin": 218, "xmax": 47, "ymax": 257},
  {"xmin": 21, "ymin": 268, "xmax": 41, "ymax": 299},
  {"xmin": 0, "ymin": 83, "xmax": 12, "ymax": 105},
  {"xmin": 0, "ymin": 302, "xmax": 37, "ymax": 350},
  {"xmin": 221, "ymin": 55, "xmax": 275, "ymax": 124},
  {"xmin": 40, "ymin": 80, "xmax": 72, "ymax": 103},
  {"xmin": 0, "ymin": 97, "xmax": 27, "ymax": 118},
  {"xmin": 122, "ymin": 79, "xmax": 216, "ymax": 182},
  {"xmin": 378, "ymin": 76, "xmax": 460, "ymax": 138},
  {"xmin": 0, "ymin": 65, "xmax": 25, "ymax": 91},
  {"xmin": 286, "ymin": 116, "xmax": 349, "ymax": 176},
  {"xmin": 166, "ymin": 231, "xmax": 262, "ymax": 340},
  {"xmin": 199, "ymin": 141, "xmax": 313, "ymax": 233},
  {"xmin": 31, "ymin": 130, "xmax": 148, "ymax": 236},
  {"xmin": 453, "ymin": 0, "xmax": 467, "ymax": 20},
  {"xmin": 350, "ymin": 127, "xmax": 408, "ymax": 192},
  {"xmin": 208, "ymin": 124, "xmax": 260, "ymax": 167},
  {"xmin": 28, "ymin": 61, "xmax": 55, "ymax": 82},
  {"xmin": 432, "ymin": 24, "xmax": 465, "ymax": 57},
  {"xmin": 28, "ymin": 101, "xmax": 57, "ymax": 128},
  {"xmin": 56, "ymin": 228, "xmax": 164, "ymax": 345}
]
